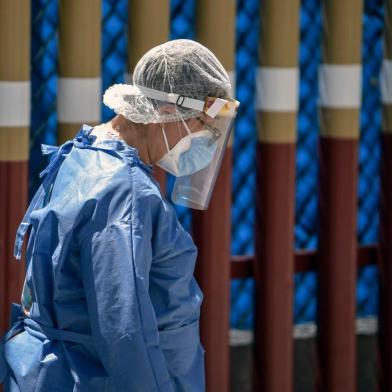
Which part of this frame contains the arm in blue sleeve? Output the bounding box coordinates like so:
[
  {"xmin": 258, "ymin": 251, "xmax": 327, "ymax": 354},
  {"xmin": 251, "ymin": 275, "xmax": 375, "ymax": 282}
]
[
  {"xmin": 148, "ymin": 201, "xmax": 205, "ymax": 391},
  {"xmin": 80, "ymin": 220, "xmax": 173, "ymax": 391}
]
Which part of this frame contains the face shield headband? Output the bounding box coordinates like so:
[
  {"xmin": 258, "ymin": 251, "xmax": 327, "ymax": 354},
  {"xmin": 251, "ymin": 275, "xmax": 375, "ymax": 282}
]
[{"xmin": 132, "ymin": 84, "xmax": 239, "ymax": 119}]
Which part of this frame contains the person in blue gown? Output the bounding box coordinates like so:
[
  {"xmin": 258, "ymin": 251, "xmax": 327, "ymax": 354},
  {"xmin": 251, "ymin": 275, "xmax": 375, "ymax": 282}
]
[{"xmin": 0, "ymin": 39, "xmax": 239, "ymax": 391}]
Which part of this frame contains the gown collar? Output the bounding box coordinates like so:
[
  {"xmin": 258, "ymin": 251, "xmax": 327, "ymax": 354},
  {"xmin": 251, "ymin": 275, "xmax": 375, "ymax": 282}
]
[{"xmin": 76, "ymin": 124, "xmax": 153, "ymax": 174}]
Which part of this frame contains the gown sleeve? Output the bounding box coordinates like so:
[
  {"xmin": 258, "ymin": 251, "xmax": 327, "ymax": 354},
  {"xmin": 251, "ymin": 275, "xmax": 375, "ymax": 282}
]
[
  {"xmin": 148, "ymin": 199, "xmax": 205, "ymax": 392},
  {"xmin": 79, "ymin": 220, "xmax": 173, "ymax": 392}
]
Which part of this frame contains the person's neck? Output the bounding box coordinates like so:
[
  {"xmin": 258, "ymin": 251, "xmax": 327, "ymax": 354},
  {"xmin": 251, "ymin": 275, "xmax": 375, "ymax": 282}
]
[{"xmin": 110, "ymin": 115, "xmax": 154, "ymax": 165}]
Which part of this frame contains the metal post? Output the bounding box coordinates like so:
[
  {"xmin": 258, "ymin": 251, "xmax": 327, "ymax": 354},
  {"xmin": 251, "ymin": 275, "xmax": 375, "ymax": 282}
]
[
  {"xmin": 58, "ymin": 0, "xmax": 101, "ymax": 143},
  {"xmin": 128, "ymin": 0, "xmax": 169, "ymax": 191},
  {"xmin": 254, "ymin": 0, "xmax": 299, "ymax": 390},
  {"xmin": 192, "ymin": 0, "xmax": 236, "ymax": 390},
  {"xmin": 0, "ymin": 0, "xmax": 30, "ymax": 335},
  {"xmin": 317, "ymin": 1, "xmax": 362, "ymax": 391},
  {"xmin": 378, "ymin": 1, "xmax": 392, "ymax": 389}
]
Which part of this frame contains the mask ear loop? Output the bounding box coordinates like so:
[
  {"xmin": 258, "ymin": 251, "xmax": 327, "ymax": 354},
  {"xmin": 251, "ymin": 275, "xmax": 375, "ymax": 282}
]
[
  {"xmin": 161, "ymin": 125, "xmax": 173, "ymax": 157},
  {"xmin": 179, "ymin": 115, "xmax": 193, "ymax": 137}
]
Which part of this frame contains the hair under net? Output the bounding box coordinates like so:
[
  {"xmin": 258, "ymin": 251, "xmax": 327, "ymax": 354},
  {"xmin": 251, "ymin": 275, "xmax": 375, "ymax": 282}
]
[{"xmin": 103, "ymin": 39, "xmax": 232, "ymax": 124}]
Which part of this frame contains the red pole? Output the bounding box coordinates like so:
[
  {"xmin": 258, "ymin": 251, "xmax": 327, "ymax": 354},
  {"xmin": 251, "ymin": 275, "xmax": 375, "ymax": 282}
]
[
  {"xmin": 378, "ymin": 131, "xmax": 392, "ymax": 391},
  {"xmin": 193, "ymin": 1, "xmax": 235, "ymax": 390},
  {"xmin": 193, "ymin": 152, "xmax": 232, "ymax": 392},
  {"xmin": 254, "ymin": 0, "xmax": 299, "ymax": 390},
  {"xmin": 317, "ymin": 139, "xmax": 358, "ymax": 391},
  {"xmin": 317, "ymin": 1, "xmax": 362, "ymax": 390},
  {"xmin": 6, "ymin": 163, "xmax": 28, "ymax": 306},
  {"xmin": 378, "ymin": 2, "xmax": 392, "ymax": 387},
  {"xmin": 254, "ymin": 145, "xmax": 296, "ymax": 391},
  {"xmin": 0, "ymin": 163, "xmax": 7, "ymax": 334},
  {"xmin": 0, "ymin": 0, "xmax": 30, "ymax": 335}
]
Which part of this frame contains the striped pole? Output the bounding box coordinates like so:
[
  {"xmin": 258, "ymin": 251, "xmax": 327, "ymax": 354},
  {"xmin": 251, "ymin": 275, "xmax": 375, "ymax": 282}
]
[
  {"xmin": 58, "ymin": 0, "xmax": 101, "ymax": 144},
  {"xmin": 378, "ymin": 0, "xmax": 392, "ymax": 389},
  {"xmin": 192, "ymin": 1, "xmax": 235, "ymax": 391},
  {"xmin": 128, "ymin": 0, "xmax": 169, "ymax": 191},
  {"xmin": 0, "ymin": 0, "xmax": 30, "ymax": 335},
  {"xmin": 254, "ymin": 0, "xmax": 299, "ymax": 390},
  {"xmin": 317, "ymin": 1, "xmax": 362, "ymax": 391}
]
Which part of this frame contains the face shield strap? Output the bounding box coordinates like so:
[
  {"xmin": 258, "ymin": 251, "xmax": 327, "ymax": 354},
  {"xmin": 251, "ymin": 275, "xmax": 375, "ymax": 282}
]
[{"xmin": 134, "ymin": 84, "xmax": 228, "ymax": 118}]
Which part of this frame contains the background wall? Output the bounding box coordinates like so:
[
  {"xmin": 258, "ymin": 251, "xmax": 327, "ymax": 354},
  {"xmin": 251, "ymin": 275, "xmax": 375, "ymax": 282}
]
[{"xmin": 28, "ymin": 0, "xmax": 382, "ymax": 332}]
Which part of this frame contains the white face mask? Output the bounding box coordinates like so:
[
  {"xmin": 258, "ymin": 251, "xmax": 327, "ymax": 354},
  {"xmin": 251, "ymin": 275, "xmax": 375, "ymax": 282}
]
[{"xmin": 157, "ymin": 119, "xmax": 217, "ymax": 177}]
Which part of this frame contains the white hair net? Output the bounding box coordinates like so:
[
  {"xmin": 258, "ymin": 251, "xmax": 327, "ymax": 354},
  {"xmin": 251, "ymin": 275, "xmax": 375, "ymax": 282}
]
[{"xmin": 103, "ymin": 39, "xmax": 232, "ymax": 124}]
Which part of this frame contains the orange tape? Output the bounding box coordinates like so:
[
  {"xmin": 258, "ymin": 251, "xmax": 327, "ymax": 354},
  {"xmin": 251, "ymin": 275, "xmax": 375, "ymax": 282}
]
[
  {"xmin": 257, "ymin": 112, "xmax": 297, "ymax": 143},
  {"xmin": 319, "ymin": 108, "xmax": 360, "ymax": 139},
  {"xmin": 0, "ymin": 126, "xmax": 29, "ymax": 161}
]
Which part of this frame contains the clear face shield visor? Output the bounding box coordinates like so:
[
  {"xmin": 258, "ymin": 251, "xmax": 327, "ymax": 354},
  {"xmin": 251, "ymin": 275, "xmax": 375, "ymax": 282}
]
[
  {"xmin": 170, "ymin": 98, "xmax": 239, "ymax": 210},
  {"xmin": 113, "ymin": 84, "xmax": 240, "ymax": 210}
]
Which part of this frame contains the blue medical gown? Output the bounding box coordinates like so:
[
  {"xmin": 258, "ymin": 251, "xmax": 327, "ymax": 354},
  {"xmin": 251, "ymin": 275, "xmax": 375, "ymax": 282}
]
[{"xmin": 1, "ymin": 125, "xmax": 205, "ymax": 391}]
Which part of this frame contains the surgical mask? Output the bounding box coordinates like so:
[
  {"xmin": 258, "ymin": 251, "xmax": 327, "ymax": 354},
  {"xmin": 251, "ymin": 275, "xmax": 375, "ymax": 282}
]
[{"xmin": 157, "ymin": 119, "xmax": 217, "ymax": 177}]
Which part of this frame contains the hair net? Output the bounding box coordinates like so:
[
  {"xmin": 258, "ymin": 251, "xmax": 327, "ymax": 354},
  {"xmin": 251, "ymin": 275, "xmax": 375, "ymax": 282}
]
[{"xmin": 103, "ymin": 39, "xmax": 232, "ymax": 124}]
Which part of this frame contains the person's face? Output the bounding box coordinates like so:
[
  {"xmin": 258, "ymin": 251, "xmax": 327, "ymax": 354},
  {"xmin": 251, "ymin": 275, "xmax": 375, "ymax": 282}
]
[{"xmin": 153, "ymin": 114, "xmax": 211, "ymax": 163}]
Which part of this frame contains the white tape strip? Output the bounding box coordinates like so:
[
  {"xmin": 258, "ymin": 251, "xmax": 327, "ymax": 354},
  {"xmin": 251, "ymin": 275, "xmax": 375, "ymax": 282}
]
[
  {"xmin": 356, "ymin": 317, "xmax": 378, "ymax": 335},
  {"xmin": 293, "ymin": 323, "xmax": 318, "ymax": 339},
  {"xmin": 319, "ymin": 64, "xmax": 362, "ymax": 108},
  {"xmin": 381, "ymin": 59, "xmax": 392, "ymax": 104},
  {"xmin": 229, "ymin": 317, "xmax": 378, "ymax": 345},
  {"xmin": 57, "ymin": 78, "xmax": 101, "ymax": 123},
  {"xmin": 0, "ymin": 81, "xmax": 30, "ymax": 127},
  {"xmin": 230, "ymin": 329, "xmax": 253, "ymax": 346},
  {"xmin": 255, "ymin": 67, "xmax": 299, "ymax": 111}
]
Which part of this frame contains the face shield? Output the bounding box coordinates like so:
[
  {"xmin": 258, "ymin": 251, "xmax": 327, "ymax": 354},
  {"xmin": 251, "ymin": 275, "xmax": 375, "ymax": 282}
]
[
  {"xmin": 104, "ymin": 83, "xmax": 239, "ymax": 210},
  {"xmin": 170, "ymin": 97, "xmax": 239, "ymax": 210}
]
